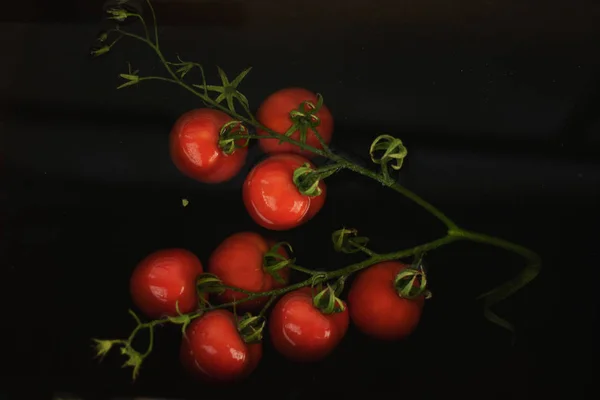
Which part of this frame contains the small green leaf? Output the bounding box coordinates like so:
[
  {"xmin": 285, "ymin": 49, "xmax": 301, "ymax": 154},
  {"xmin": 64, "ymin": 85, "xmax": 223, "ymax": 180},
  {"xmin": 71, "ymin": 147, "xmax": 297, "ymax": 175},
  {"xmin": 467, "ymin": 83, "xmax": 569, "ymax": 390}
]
[
  {"xmin": 97, "ymin": 31, "xmax": 109, "ymax": 42},
  {"xmin": 120, "ymin": 345, "xmax": 143, "ymax": 381},
  {"xmin": 106, "ymin": 8, "xmax": 130, "ymax": 22},
  {"xmin": 231, "ymin": 67, "xmax": 252, "ymax": 87},
  {"xmin": 237, "ymin": 91, "xmax": 250, "ymax": 110},
  {"xmin": 314, "ymin": 93, "xmax": 324, "ymax": 111},
  {"xmin": 217, "ymin": 66, "xmax": 230, "ymax": 86},
  {"xmin": 91, "ymin": 46, "xmax": 111, "ymax": 57},
  {"xmin": 92, "ymin": 339, "xmax": 118, "ymax": 360},
  {"xmin": 176, "ymin": 64, "xmax": 193, "ymax": 78},
  {"xmin": 226, "ymin": 96, "xmax": 235, "ymax": 113},
  {"xmin": 116, "ymin": 81, "xmax": 138, "ymax": 90},
  {"xmin": 117, "ymin": 73, "xmax": 140, "ymax": 90},
  {"xmin": 206, "ymin": 84, "xmax": 224, "ymax": 93},
  {"xmin": 206, "ymin": 67, "xmax": 253, "ymax": 113},
  {"xmin": 214, "ymin": 93, "xmax": 226, "ymax": 103}
]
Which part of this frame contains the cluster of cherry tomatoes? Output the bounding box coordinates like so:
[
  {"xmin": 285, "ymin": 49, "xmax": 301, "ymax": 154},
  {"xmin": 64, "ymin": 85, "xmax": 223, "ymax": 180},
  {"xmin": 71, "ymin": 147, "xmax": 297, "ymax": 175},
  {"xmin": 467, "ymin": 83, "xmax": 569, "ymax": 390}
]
[
  {"xmin": 170, "ymin": 88, "xmax": 330, "ymax": 231},
  {"xmin": 127, "ymin": 88, "xmax": 425, "ymax": 383}
]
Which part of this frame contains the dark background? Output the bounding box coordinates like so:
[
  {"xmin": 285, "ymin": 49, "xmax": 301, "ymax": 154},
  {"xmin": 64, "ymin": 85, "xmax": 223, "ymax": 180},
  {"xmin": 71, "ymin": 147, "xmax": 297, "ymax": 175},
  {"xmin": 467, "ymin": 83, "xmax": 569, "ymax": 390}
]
[{"xmin": 1, "ymin": 0, "xmax": 598, "ymax": 399}]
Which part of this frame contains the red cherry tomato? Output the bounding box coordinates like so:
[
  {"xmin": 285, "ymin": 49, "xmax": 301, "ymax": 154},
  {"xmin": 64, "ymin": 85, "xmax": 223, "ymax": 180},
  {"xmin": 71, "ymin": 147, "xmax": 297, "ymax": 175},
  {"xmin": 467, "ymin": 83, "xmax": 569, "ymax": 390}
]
[
  {"xmin": 180, "ymin": 310, "xmax": 262, "ymax": 383},
  {"xmin": 348, "ymin": 261, "xmax": 425, "ymax": 341},
  {"xmin": 243, "ymin": 154, "xmax": 326, "ymax": 231},
  {"xmin": 256, "ymin": 88, "xmax": 334, "ymax": 157},
  {"xmin": 130, "ymin": 249, "xmax": 204, "ymax": 319},
  {"xmin": 169, "ymin": 108, "xmax": 248, "ymax": 183},
  {"xmin": 208, "ymin": 232, "xmax": 290, "ymax": 311},
  {"xmin": 269, "ymin": 288, "xmax": 349, "ymax": 362}
]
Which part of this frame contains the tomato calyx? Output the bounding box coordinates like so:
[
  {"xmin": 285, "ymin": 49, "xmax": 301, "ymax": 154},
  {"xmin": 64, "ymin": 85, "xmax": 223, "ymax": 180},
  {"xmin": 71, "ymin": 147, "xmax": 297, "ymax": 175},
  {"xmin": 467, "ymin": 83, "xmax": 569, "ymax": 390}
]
[
  {"xmin": 237, "ymin": 313, "xmax": 266, "ymax": 344},
  {"xmin": 203, "ymin": 66, "xmax": 253, "ymax": 113},
  {"xmin": 369, "ymin": 135, "xmax": 408, "ymax": 184},
  {"xmin": 285, "ymin": 94, "xmax": 325, "ymax": 144},
  {"xmin": 313, "ymin": 284, "xmax": 346, "ymax": 314},
  {"xmin": 370, "ymin": 135, "xmax": 408, "ymax": 171},
  {"xmin": 393, "ymin": 258, "xmax": 432, "ymax": 300},
  {"xmin": 196, "ymin": 273, "xmax": 226, "ymax": 295},
  {"xmin": 292, "ymin": 163, "xmax": 339, "ymax": 197},
  {"xmin": 332, "ymin": 228, "xmax": 371, "ymax": 254},
  {"xmin": 263, "ymin": 242, "xmax": 295, "ymax": 284},
  {"xmin": 218, "ymin": 120, "xmax": 249, "ymax": 155}
]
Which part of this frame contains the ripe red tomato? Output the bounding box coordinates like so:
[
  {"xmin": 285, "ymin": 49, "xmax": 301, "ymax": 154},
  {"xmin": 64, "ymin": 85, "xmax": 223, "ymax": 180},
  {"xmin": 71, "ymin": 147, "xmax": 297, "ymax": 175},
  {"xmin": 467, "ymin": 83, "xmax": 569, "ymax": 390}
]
[
  {"xmin": 243, "ymin": 154, "xmax": 326, "ymax": 231},
  {"xmin": 269, "ymin": 287, "xmax": 349, "ymax": 362},
  {"xmin": 180, "ymin": 310, "xmax": 262, "ymax": 383},
  {"xmin": 169, "ymin": 108, "xmax": 248, "ymax": 183},
  {"xmin": 256, "ymin": 88, "xmax": 334, "ymax": 157},
  {"xmin": 130, "ymin": 249, "xmax": 204, "ymax": 319},
  {"xmin": 208, "ymin": 232, "xmax": 290, "ymax": 311},
  {"xmin": 348, "ymin": 261, "xmax": 425, "ymax": 341}
]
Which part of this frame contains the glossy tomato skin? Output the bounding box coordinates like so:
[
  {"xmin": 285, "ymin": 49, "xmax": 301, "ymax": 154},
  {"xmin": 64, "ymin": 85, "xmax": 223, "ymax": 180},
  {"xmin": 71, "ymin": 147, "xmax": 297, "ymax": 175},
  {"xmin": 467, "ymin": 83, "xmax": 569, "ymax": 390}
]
[
  {"xmin": 130, "ymin": 249, "xmax": 204, "ymax": 319},
  {"xmin": 257, "ymin": 88, "xmax": 334, "ymax": 157},
  {"xmin": 208, "ymin": 232, "xmax": 290, "ymax": 311},
  {"xmin": 170, "ymin": 108, "xmax": 248, "ymax": 183},
  {"xmin": 348, "ymin": 261, "xmax": 425, "ymax": 341},
  {"xmin": 269, "ymin": 288, "xmax": 349, "ymax": 362},
  {"xmin": 243, "ymin": 154, "xmax": 326, "ymax": 231},
  {"xmin": 180, "ymin": 310, "xmax": 262, "ymax": 383}
]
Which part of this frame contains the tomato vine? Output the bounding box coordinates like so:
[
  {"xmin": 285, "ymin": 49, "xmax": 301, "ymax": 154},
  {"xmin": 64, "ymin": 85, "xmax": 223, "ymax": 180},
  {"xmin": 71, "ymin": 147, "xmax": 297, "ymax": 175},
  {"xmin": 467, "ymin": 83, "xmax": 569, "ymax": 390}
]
[{"xmin": 92, "ymin": 0, "xmax": 541, "ymax": 380}]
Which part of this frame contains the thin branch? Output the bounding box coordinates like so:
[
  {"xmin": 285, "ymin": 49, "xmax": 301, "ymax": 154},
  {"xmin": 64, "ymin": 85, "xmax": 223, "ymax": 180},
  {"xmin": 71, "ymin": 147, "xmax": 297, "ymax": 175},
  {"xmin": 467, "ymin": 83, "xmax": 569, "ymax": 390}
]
[{"xmin": 145, "ymin": 0, "xmax": 159, "ymax": 49}]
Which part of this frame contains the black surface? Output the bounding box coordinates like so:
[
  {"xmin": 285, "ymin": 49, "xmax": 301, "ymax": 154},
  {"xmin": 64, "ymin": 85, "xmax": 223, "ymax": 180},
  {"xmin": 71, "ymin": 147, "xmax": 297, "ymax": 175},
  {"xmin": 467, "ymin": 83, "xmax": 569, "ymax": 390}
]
[{"xmin": 1, "ymin": 1, "xmax": 598, "ymax": 399}]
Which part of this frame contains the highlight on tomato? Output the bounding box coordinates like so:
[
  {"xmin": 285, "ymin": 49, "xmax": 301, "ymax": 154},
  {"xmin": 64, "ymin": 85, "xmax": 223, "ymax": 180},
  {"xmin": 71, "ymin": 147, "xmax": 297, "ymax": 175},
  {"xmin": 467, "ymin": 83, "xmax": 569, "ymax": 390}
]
[
  {"xmin": 208, "ymin": 232, "xmax": 291, "ymax": 311},
  {"xmin": 348, "ymin": 261, "xmax": 425, "ymax": 341},
  {"xmin": 269, "ymin": 287, "xmax": 349, "ymax": 362},
  {"xmin": 180, "ymin": 310, "xmax": 263, "ymax": 383},
  {"xmin": 169, "ymin": 108, "xmax": 248, "ymax": 183},
  {"xmin": 243, "ymin": 153, "xmax": 326, "ymax": 231},
  {"xmin": 256, "ymin": 87, "xmax": 334, "ymax": 157},
  {"xmin": 129, "ymin": 248, "xmax": 204, "ymax": 319}
]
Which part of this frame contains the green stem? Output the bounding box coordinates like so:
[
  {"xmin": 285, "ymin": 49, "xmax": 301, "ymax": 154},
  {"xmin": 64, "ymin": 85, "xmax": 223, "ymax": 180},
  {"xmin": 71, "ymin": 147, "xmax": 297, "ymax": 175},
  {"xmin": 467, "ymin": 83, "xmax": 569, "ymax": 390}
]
[
  {"xmin": 328, "ymin": 235, "xmax": 458, "ymax": 279},
  {"xmin": 145, "ymin": 0, "xmax": 159, "ymax": 49},
  {"xmin": 208, "ymin": 131, "xmax": 456, "ymax": 231},
  {"xmin": 142, "ymin": 326, "xmax": 154, "ymax": 357},
  {"xmin": 207, "ymin": 235, "xmax": 458, "ymax": 310},
  {"xmin": 131, "ymin": 14, "xmax": 149, "ymax": 41},
  {"xmin": 449, "ymin": 229, "xmax": 542, "ymax": 302},
  {"xmin": 309, "ymin": 125, "xmax": 333, "ymax": 156},
  {"xmin": 258, "ymin": 295, "xmax": 278, "ymax": 318},
  {"xmin": 290, "ymin": 265, "xmax": 319, "ymax": 275},
  {"xmin": 221, "ymin": 285, "xmax": 256, "ymax": 296},
  {"xmin": 335, "ymin": 159, "xmax": 459, "ymax": 231},
  {"xmin": 351, "ymin": 242, "xmax": 376, "ymax": 257},
  {"xmin": 138, "ymin": 76, "xmax": 178, "ymax": 85}
]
